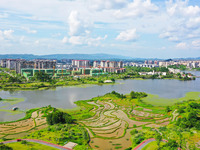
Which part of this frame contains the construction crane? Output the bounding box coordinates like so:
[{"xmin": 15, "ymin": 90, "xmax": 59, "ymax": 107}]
[
  {"xmin": 53, "ymin": 66, "xmax": 55, "ymax": 77},
  {"xmin": 62, "ymin": 67, "xmax": 63, "ymax": 77}
]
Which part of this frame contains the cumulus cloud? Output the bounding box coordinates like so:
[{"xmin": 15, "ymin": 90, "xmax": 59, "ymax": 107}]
[
  {"xmin": 0, "ymin": 29, "xmax": 14, "ymax": 40},
  {"xmin": 114, "ymin": 0, "xmax": 158, "ymax": 19},
  {"xmin": 176, "ymin": 42, "xmax": 187, "ymax": 49},
  {"xmin": 161, "ymin": 0, "xmax": 200, "ymax": 43},
  {"xmin": 68, "ymin": 11, "xmax": 90, "ymax": 36},
  {"xmin": 166, "ymin": 0, "xmax": 200, "ymax": 17},
  {"xmin": 116, "ymin": 29, "xmax": 138, "ymax": 42}
]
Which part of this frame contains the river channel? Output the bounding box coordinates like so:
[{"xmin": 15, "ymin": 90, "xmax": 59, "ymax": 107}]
[{"xmin": 0, "ymin": 71, "xmax": 200, "ymax": 122}]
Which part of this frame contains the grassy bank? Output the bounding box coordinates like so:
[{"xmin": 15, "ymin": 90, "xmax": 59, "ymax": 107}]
[{"xmin": 142, "ymin": 92, "xmax": 200, "ymax": 106}]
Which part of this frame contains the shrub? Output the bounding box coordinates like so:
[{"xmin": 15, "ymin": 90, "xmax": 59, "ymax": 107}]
[{"xmin": 0, "ymin": 143, "xmax": 13, "ymax": 150}]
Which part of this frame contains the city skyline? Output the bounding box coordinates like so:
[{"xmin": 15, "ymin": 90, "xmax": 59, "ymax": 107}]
[{"xmin": 0, "ymin": 0, "xmax": 200, "ymax": 58}]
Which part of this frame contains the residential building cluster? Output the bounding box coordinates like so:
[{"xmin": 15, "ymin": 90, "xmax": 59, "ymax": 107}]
[
  {"xmin": 93, "ymin": 60, "xmax": 125, "ymax": 73},
  {"xmin": 158, "ymin": 60, "xmax": 200, "ymax": 68},
  {"xmin": 0, "ymin": 59, "xmax": 125, "ymax": 78},
  {"xmin": 124, "ymin": 60, "xmax": 200, "ymax": 69},
  {"xmin": 0, "ymin": 59, "xmax": 56, "ymax": 74}
]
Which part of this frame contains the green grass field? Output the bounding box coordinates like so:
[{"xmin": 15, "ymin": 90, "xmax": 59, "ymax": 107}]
[
  {"xmin": 142, "ymin": 92, "xmax": 200, "ymax": 106},
  {"xmin": 6, "ymin": 141, "xmax": 58, "ymax": 150},
  {"xmin": 142, "ymin": 141, "xmax": 165, "ymax": 150}
]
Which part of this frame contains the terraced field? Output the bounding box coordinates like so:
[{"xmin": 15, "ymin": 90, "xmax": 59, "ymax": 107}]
[
  {"xmin": 0, "ymin": 110, "xmax": 47, "ymax": 139},
  {"xmin": 79, "ymin": 99, "xmax": 170, "ymax": 150}
]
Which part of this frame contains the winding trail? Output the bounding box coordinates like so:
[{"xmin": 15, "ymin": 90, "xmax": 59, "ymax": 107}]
[{"xmin": 2, "ymin": 139, "xmax": 72, "ymax": 150}]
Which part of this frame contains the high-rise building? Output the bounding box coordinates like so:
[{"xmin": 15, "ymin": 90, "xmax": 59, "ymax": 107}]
[{"xmin": 72, "ymin": 60, "xmax": 90, "ymax": 68}]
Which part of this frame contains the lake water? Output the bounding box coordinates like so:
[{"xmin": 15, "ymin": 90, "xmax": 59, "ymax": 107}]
[{"xmin": 0, "ymin": 71, "xmax": 200, "ymax": 122}]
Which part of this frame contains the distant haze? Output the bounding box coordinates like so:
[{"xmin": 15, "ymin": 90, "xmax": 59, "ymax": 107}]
[{"xmin": 0, "ymin": 54, "xmax": 199, "ymax": 60}]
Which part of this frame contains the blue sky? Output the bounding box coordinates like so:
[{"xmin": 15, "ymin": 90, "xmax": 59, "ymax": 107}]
[{"xmin": 0, "ymin": 0, "xmax": 200, "ymax": 58}]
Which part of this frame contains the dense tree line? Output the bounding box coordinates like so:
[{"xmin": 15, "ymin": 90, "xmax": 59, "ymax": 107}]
[
  {"xmin": 168, "ymin": 64, "xmax": 187, "ymax": 70},
  {"xmin": 33, "ymin": 72, "xmax": 52, "ymax": 82},
  {"xmin": 125, "ymin": 66, "xmax": 169, "ymax": 73},
  {"xmin": 130, "ymin": 91, "xmax": 147, "ymax": 99},
  {"xmin": 110, "ymin": 91, "xmax": 126, "ymax": 99},
  {"xmin": 46, "ymin": 110, "xmax": 73, "ymax": 125}
]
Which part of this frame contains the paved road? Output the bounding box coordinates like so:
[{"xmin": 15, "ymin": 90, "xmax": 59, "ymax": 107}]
[
  {"xmin": 133, "ymin": 138, "xmax": 181, "ymax": 150},
  {"xmin": 2, "ymin": 139, "xmax": 72, "ymax": 150},
  {"xmin": 133, "ymin": 138, "xmax": 156, "ymax": 150}
]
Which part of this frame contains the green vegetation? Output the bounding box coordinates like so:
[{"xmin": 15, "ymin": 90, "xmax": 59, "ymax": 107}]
[
  {"xmin": 33, "ymin": 72, "xmax": 52, "ymax": 82},
  {"xmin": 130, "ymin": 99, "xmax": 200, "ymax": 150},
  {"xmin": 1, "ymin": 90, "xmax": 200, "ymax": 150},
  {"xmin": 46, "ymin": 109, "xmax": 73, "ymax": 125},
  {"xmin": 0, "ymin": 65, "xmax": 192, "ymax": 91},
  {"xmin": 125, "ymin": 66, "xmax": 169, "ymax": 72},
  {"xmin": 0, "ymin": 143, "xmax": 13, "ymax": 150},
  {"xmin": 5, "ymin": 141, "xmax": 58, "ymax": 150},
  {"xmin": 130, "ymin": 91, "xmax": 147, "ymax": 99},
  {"xmin": 25, "ymin": 123, "xmax": 90, "ymax": 149},
  {"xmin": 142, "ymin": 141, "xmax": 165, "ymax": 150},
  {"xmin": 168, "ymin": 64, "xmax": 187, "ymax": 70},
  {"xmin": 142, "ymin": 92, "xmax": 200, "ymax": 106}
]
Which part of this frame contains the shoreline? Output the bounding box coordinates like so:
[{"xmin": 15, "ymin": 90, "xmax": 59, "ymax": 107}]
[
  {"xmin": 0, "ymin": 76, "xmax": 195, "ymax": 92},
  {"xmin": 0, "ymin": 90, "xmax": 200, "ymax": 124}
]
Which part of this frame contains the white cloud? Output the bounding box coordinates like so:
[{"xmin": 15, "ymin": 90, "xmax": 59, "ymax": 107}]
[
  {"xmin": 87, "ymin": 35, "xmax": 108, "ymax": 46},
  {"xmin": 89, "ymin": 0, "xmax": 128, "ymax": 11},
  {"xmin": 168, "ymin": 36, "xmax": 179, "ymax": 42},
  {"xmin": 0, "ymin": 29, "xmax": 14, "ymax": 40},
  {"xmin": 192, "ymin": 40, "xmax": 200, "ymax": 47},
  {"xmin": 176, "ymin": 42, "xmax": 187, "ymax": 49},
  {"xmin": 68, "ymin": 11, "xmax": 82, "ymax": 36},
  {"xmin": 22, "ymin": 27, "xmax": 37, "ymax": 34},
  {"xmin": 62, "ymin": 36, "xmax": 68, "ymax": 43},
  {"xmin": 186, "ymin": 17, "xmax": 200, "ymax": 29},
  {"xmin": 69, "ymin": 36, "xmax": 83, "ymax": 45},
  {"xmin": 159, "ymin": 31, "xmax": 171, "ymax": 39},
  {"xmin": 116, "ymin": 28, "xmax": 138, "ymax": 42},
  {"xmin": 162, "ymin": 0, "xmax": 200, "ymax": 43},
  {"xmin": 68, "ymin": 11, "xmax": 91, "ymax": 36},
  {"xmin": 114, "ymin": 0, "xmax": 158, "ymax": 19},
  {"xmin": 63, "ymin": 35, "xmax": 107, "ymax": 46},
  {"xmin": 166, "ymin": 0, "xmax": 200, "ymax": 17}
]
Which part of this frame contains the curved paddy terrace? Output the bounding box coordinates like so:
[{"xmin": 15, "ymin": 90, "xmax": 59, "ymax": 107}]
[{"xmin": 77, "ymin": 93, "xmax": 171, "ymax": 150}]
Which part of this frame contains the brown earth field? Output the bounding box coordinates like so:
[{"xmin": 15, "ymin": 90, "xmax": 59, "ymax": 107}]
[{"xmin": 79, "ymin": 99, "xmax": 169, "ymax": 150}]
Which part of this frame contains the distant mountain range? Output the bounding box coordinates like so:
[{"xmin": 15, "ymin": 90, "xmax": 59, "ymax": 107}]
[
  {"xmin": 0, "ymin": 54, "xmax": 134, "ymax": 60},
  {"xmin": 0, "ymin": 54, "xmax": 199, "ymax": 61}
]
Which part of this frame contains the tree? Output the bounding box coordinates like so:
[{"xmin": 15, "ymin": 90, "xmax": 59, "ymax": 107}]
[
  {"xmin": 46, "ymin": 111, "xmax": 73, "ymax": 125},
  {"xmin": 165, "ymin": 106, "xmax": 171, "ymax": 112}
]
